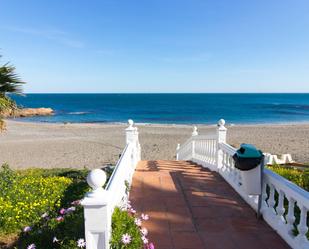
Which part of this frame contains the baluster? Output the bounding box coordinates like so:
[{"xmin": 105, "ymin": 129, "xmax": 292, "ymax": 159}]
[
  {"xmin": 276, "ymin": 190, "xmax": 286, "ymax": 223},
  {"xmin": 261, "ymin": 182, "xmax": 268, "ymax": 211},
  {"xmin": 268, "ymin": 184, "xmax": 276, "ymax": 214},
  {"xmin": 222, "ymin": 151, "xmax": 226, "ymax": 170},
  {"xmin": 207, "ymin": 140, "xmax": 210, "ymax": 163},
  {"xmin": 207, "ymin": 141, "xmax": 209, "ymax": 160},
  {"xmin": 208, "ymin": 140, "xmax": 211, "ymax": 162},
  {"xmin": 209, "ymin": 140, "xmax": 212, "ymax": 162},
  {"xmin": 204, "ymin": 141, "xmax": 207, "ymax": 161},
  {"xmin": 226, "ymin": 154, "xmax": 231, "ymax": 176},
  {"xmin": 231, "ymin": 157, "xmax": 238, "ymax": 183},
  {"xmin": 286, "ymin": 197, "xmax": 296, "ymax": 235},
  {"xmin": 195, "ymin": 140, "xmax": 199, "ymax": 159},
  {"xmin": 225, "ymin": 152, "xmax": 228, "ymax": 171},
  {"xmin": 212, "ymin": 140, "xmax": 216, "ymax": 163},
  {"xmin": 297, "ymin": 205, "xmax": 308, "ymax": 243}
]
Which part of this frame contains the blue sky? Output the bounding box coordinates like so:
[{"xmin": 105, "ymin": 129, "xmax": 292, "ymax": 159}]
[{"xmin": 0, "ymin": 0, "xmax": 309, "ymax": 93}]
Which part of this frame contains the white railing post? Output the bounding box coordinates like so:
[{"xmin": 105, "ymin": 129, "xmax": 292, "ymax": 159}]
[
  {"xmin": 176, "ymin": 143, "xmax": 180, "ymax": 160},
  {"xmin": 191, "ymin": 126, "xmax": 198, "ymax": 159},
  {"xmin": 126, "ymin": 119, "xmax": 136, "ymax": 145},
  {"xmin": 125, "ymin": 119, "xmax": 140, "ymax": 164},
  {"xmin": 216, "ymin": 119, "xmax": 227, "ymax": 172},
  {"xmin": 82, "ymin": 169, "xmax": 109, "ymax": 249}
]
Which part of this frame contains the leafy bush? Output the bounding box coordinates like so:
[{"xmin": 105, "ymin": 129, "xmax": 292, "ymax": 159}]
[
  {"xmin": 0, "ymin": 164, "xmax": 72, "ymax": 234},
  {"xmin": 0, "ymin": 165, "xmax": 90, "ymax": 248},
  {"xmin": 268, "ymin": 165, "xmax": 309, "ymax": 191},
  {"xmin": 0, "ymin": 96, "xmax": 17, "ymax": 113}
]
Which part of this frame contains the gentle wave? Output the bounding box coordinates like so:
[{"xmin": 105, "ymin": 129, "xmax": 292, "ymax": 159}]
[{"xmin": 67, "ymin": 111, "xmax": 90, "ymax": 115}]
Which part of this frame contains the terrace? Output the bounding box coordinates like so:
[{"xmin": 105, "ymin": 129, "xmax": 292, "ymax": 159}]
[{"xmin": 82, "ymin": 120, "xmax": 309, "ymax": 249}]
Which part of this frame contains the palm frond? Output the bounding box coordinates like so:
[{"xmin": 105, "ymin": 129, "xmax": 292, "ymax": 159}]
[{"xmin": 0, "ymin": 62, "xmax": 25, "ymax": 95}]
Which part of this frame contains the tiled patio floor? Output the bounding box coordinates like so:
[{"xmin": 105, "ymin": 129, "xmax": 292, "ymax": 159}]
[{"xmin": 129, "ymin": 160, "xmax": 291, "ymax": 249}]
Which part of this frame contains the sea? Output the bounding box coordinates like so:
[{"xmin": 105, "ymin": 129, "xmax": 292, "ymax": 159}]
[{"xmin": 10, "ymin": 93, "xmax": 309, "ymax": 125}]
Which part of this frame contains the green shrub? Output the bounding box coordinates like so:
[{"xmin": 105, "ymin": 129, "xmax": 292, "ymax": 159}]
[
  {"xmin": 0, "ymin": 164, "xmax": 72, "ymax": 234},
  {"xmin": 110, "ymin": 207, "xmax": 143, "ymax": 249},
  {"xmin": 268, "ymin": 165, "xmax": 309, "ymax": 191},
  {"xmin": 0, "ymin": 165, "xmax": 90, "ymax": 248}
]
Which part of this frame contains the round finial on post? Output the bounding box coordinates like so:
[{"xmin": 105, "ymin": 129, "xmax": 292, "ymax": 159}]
[
  {"xmin": 218, "ymin": 119, "xmax": 226, "ymax": 127},
  {"xmin": 128, "ymin": 119, "xmax": 134, "ymax": 127},
  {"xmin": 86, "ymin": 169, "xmax": 107, "ymax": 191},
  {"xmin": 192, "ymin": 126, "xmax": 198, "ymax": 136}
]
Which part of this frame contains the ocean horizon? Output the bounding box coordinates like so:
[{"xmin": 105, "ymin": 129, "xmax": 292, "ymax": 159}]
[{"xmin": 11, "ymin": 93, "xmax": 309, "ymax": 125}]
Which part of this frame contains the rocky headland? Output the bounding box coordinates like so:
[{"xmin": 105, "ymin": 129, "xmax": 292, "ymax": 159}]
[{"xmin": 1, "ymin": 107, "xmax": 54, "ymax": 118}]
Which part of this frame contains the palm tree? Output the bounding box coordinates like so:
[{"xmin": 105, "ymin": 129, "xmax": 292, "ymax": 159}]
[
  {"xmin": 0, "ymin": 61, "xmax": 25, "ymax": 97},
  {"xmin": 0, "ymin": 56, "xmax": 26, "ymax": 129}
]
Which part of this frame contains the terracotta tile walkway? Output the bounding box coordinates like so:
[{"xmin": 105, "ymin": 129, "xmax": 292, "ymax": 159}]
[{"xmin": 129, "ymin": 160, "xmax": 291, "ymax": 249}]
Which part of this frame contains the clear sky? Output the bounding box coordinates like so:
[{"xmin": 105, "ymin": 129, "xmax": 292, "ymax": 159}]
[{"xmin": 0, "ymin": 0, "xmax": 309, "ymax": 93}]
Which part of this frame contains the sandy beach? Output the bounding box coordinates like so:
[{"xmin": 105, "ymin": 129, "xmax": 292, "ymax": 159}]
[{"xmin": 0, "ymin": 120, "xmax": 308, "ymax": 169}]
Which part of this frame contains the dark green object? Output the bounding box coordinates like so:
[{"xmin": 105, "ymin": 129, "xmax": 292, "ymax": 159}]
[{"xmin": 233, "ymin": 143, "xmax": 263, "ymax": 171}]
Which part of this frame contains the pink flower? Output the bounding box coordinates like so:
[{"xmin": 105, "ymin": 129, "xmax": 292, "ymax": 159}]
[
  {"xmin": 23, "ymin": 226, "xmax": 32, "ymax": 233},
  {"xmin": 59, "ymin": 208, "xmax": 66, "ymax": 215},
  {"xmin": 71, "ymin": 200, "xmax": 81, "ymax": 206},
  {"xmin": 56, "ymin": 216, "xmax": 64, "ymax": 222},
  {"xmin": 142, "ymin": 236, "xmax": 149, "ymax": 244},
  {"xmin": 129, "ymin": 208, "xmax": 136, "ymax": 214},
  {"xmin": 27, "ymin": 244, "xmax": 36, "ymax": 249},
  {"xmin": 140, "ymin": 227, "xmax": 148, "ymax": 236},
  {"xmin": 77, "ymin": 238, "xmax": 86, "ymax": 248},
  {"xmin": 135, "ymin": 218, "xmax": 142, "ymax": 226},
  {"xmin": 141, "ymin": 213, "xmax": 149, "ymax": 220},
  {"xmin": 148, "ymin": 242, "xmax": 155, "ymax": 249},
  {"xmin": 121, "ymin": 233, "xmax": 132, "ymax": 245}
]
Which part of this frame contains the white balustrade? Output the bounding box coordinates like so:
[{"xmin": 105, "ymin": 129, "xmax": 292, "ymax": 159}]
[
  {"xmin": 82, "ymin": 120, "xmax": 141, "ymax": 249},
  {"xmin": 262, "ymin": 168, "xmax": 309, "ymax": 249},
  {"xmin": 176, "ymin": 119, "xmax": 309, "ymax": 249}
]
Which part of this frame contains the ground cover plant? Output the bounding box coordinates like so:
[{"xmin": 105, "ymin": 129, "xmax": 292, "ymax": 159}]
[
  {"xmin": 110, "ymin": 204, "xmax": 154, "ymax": 249},
  {"xmin": 0, "ymin": 164, "xmax": 89, "ymax": 248}
]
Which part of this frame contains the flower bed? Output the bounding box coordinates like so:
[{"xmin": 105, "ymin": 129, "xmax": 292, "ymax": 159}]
[
  {"xmin": 110, "ymin": 204, "xmax": 154, "ymax": 249},
  {"xmin": 0, "ymin": 164, "xmax": 89, "ymax": 248},
  {"xmin": 0, "ymin": 164, "xmax": 155, "ymax": 249}
]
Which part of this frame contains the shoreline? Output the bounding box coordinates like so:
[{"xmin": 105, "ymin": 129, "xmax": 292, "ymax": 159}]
[
  {"xmin": 1, "ymin": 120, "xmax": 308, "ymax": 169},
  {"xmin": 6, "ymin": 118, "xmax": 309, "ymax": 128}
]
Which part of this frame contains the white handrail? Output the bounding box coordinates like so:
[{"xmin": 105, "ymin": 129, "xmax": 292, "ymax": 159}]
[
  {"xmin": 262, "ymin": 169, "xmax": 309, "ymax": 249},
  {"xmin": 176, "ymin": 120, "xmax": 309, "ymax": 249},
  {"xmin": 81, "ymin": 120, "xmax": 141, "ymax": 249},
  {"xmin": 106, "ymin": 143, "xmax": 130, "ymax": 191},
  {"xmin": 106, "ymin": 143, "xmax": 135, "ymax": 210}
]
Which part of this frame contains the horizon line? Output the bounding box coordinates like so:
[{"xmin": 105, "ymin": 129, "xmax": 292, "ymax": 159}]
[{"xmin": 20, "ymin": 92, "xmax": 309, "ymax": 94}]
